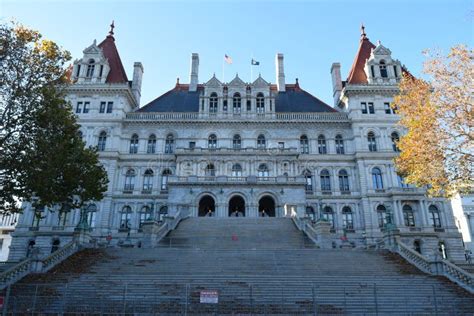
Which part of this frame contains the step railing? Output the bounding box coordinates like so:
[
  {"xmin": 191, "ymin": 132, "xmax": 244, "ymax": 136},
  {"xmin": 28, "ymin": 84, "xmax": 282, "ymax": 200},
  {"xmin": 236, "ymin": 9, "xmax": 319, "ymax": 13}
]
[
  {"xmin": 41, "ymin": 240, "xmax": 79, "ymax": 272},
  {"xmin": 396, "ymin": 240, "xmax": 473, "ymax": 293},
  {"xmin": 0, "ymin": 259, "xmax": 31, "ymax": 290}
]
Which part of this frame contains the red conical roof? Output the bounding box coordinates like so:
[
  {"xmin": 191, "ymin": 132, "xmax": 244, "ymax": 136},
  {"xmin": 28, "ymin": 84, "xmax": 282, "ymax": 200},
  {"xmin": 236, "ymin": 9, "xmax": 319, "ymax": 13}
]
[
  {"xmin": 346, "ymin": 28, "xmax": 376, "ymax": 84},
  {"xmin": 98, "ymin": 34, "xmax": 128, "ymax": 84}
]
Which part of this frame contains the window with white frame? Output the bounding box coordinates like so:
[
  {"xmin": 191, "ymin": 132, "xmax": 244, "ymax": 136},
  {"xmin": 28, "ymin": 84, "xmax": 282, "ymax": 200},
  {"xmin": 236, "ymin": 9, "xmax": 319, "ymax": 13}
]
[
  {"xmin": 258, "ymin": 164, "xmax": 269, "ymax": 178},
  {"xmin": 209, "ymin": 93, "xmax": 218, "ymax": 113},
  {"xmin": 256, "ymin": 93, "xmax": 265, "ymax": 113},
  {"xmin": 429, "ymin": 205, "xmax": 442, "ymax": 228},
  {"xmin": 129, "ymin": 134, "xmax": 139, "ymax": 154},
  {"xmin": 377, "ymin": 204, "xmax": 389, "ymax": 228},
  {"xmin": 233, "ymin": 93, "xmax": 241, "ymax": 114},
  {"xmin": 161, "ymin": 169, "xmax": 171, "ymax": 190},
  {"xmin": 403, "ymin": 205, "xmax": 415, "ymax": 227},
  {"xmin": 257, "ymin": 134, "xmax": 266, "ymax": 149},
  {"xmin": 300, "ymin": 135, "xmax": 309, "ymax": 154},
  {"xmin": 233, "ymin": 134, "xmax": 241, "ymax": 149},
  {"xmin": 165, "ymin": 134, "xmax": 174, "ymax": 154},
  {"xmin": 372, "ymin": 167, "xmax": 383, "ymax": 189},
  {"xmin": 367, "ymin": 132, "xmax": 377, "ymax": 152},
  {"xmin": 208, "ymin": 134, "xmax": 217, "ymax": 149},
  {"xmin": 97, "ymin": 131, "xmax": 107, "ymax": 151},
  {"xmin": 342, "ymin": 206, "xmax": 353, "ymax": 229},
  {"xmin": 143, "ymin": 169, "xmax": 154, "ymax": 192},
  {"xmin": 120, "ymin": 206, "xmax": 132, "ymax": 229},
  {"xmin": 338, "ymin": 169, "xmax": 350, "ymax": 192},
  {"xmin": 320, "ymin": 169, "xmax": 331, "ymax": 192},
  {"xmin": 231, "ymin": 164, "xmax": 242, "ymax": 177},
  {"xmin": 86, "ymin": 204, "xmax": 97, "ymax": 228},
  {"xmin": 303, "ymin": 170, "xmax": 312, "ymax": 192},
  {"xmin": 124, "ymin": 169, "xmax": 136, "ymax": 191},
  {"xmin": 322, "ymin": 206, "xmax": 335, "ymax": 228},
  {"xmin": 318, "ymin": 135, "xmax": 327, "ymax": 154},
  {"xmin": 147, "ymin": 134, "xmax": 156, "ymax": 154},
  {"xmin": 335, "ymin": 135, "xmax": 344, "ymax": 154}
]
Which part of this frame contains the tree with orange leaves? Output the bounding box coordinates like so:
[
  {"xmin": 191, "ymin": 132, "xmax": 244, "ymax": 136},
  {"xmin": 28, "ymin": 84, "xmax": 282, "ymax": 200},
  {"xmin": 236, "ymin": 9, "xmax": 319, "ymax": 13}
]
[{"xmin": 393, "ymin": 45, "xmax": 473, "ymax": 197}]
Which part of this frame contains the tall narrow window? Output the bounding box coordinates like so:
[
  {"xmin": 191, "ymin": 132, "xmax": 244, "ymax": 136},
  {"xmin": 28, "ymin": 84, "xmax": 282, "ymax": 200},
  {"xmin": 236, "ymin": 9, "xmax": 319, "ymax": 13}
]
[
  {"xmin": 256, "ymin": 93, "xmax": 265, "ymax": 113},
  {"xmin": 223, "ymin": 99, "xmax": 228, "ymax": 111},
  {"xmin": 161, "ymin": 169, "xmax": 171, "ymax": 190},
  {"xmin": 246, "ymin": 100, "xmax": 251, "ymax": 111},
  {"xmin": 342, "ymin": 206, "xmax": 353, "ymax": 230},
  {"xmin": 379, "ymin": 61, "xmax": 388, "ymax": 78},
  {"xmin": 361, "ymin": 102, "xmax": 368, "ymax": 114},
  {"xmin": 368, "ymin": 102, "xmax": 375, "ymax": 114},
  {"xmin": 393, "ymin": 65, "xmax": 398, "ymax": 78},
  {"xmin": 338, "ymin": 169, "xmax": 350, "ymax": 192},
  {"xmin": 257, "ymin": 134, "xmax": 266, "ymax": 149},
  {"xmin": 322, "ymin": 206, "xmax": 335, "ymax": 228},
  {"xmin": 300, "ymin": 135, "xmax": 309, "ymax": 154},
  {"xmin": 391, "ymin": 132, "xmax": 400, "ymax": 152},
  {"xmin": 368, "ymin": 132, "xmax": 377, "ymax": 152},
  {"xmin": 370, "ymin": 65, "xmax": 375, "ymax": 78},
  {"xmin": 129, "ymin": 134, "xmax": 139, "ymax": 154},
  {"xmin": 83, "ymin": 101, "xmax": 90, "ymax": 114},
  {"xmin": 209, "ymin": 93, "xmax": 218, "ymax": 113},
  {"xmin": 231, "ymin": 164, "xmax": 242, "ymax": 177},
  {"xmin": 372, "ymin": 167, "xmax": 383, "ymax": 189},
  {"xmin": 99, "ymin": 101, "xmax": 106, "ymax": 113},
  {"xmin": 258, "ymin": 164, "xmax": 269, "ymax": 178},
  {"xmin": 76, "ymin": 65, "xmax": 81, "ymax": 77},
  {"xmin": 139, "ymin": 206, "xmax": 152, "ymax": 228},
  {"xmin": 120, "ymin": 206, "xmax": 132, "ymax": 229},
  {"xmin": 143, "ymin": 169, "xmax": 154, "ymax": 192},
  {"xmin": 97, "ymin": 131, "xmax": 107, "ymax": 151},
  {"xmin": 233, "ymin": 134, "xmax": 241, "ymax": 149},
  {"xmin": 429, "ymin": 205, "xmax": 442, "ymax": 228},
  {"xmin": 335, "ymin": 135, "xmax": 344, "ymax": 154},
  {"xmin": 377, "ymin": 205, "xmax": 389, "ymax": 228},
  {"xmin": 205, "ymin": 164, "xmax": 215, "ymax": 177},
  {"xmin": 304, "ymin": 170, "xmax": 312, "ymax": 192},
  {"xmin": 86, "ymin": 59, "xmax": 95, "ymax": 78},
  {"xmin": 320, "ymin": 169, "xmax": 331, "ymax": 192},
  {"xmin": 403, "ymin": 205, "xmax": 415, "ymax": 227},
  {"xmin": 318, "ymin": 135, "xmax": 327, "ymax": 154},
  {"xmin": 233, "ymin": 93, "xmax": 241, "ymax": 114},
  {"xmin": 106, "ymin": 101, "xmax": 113, "ymax": 113},
  {"xmin": 147, "ymin": 134, "xmax": 156, "ymax": 154},
  {"xmin": 99, "ymin": 65, "xmax": 104, "ymax": 78},
  {"xmin": 124, "ymin": 169, "xmax": 136, "ymax": 191},
  {"xmin": 384, "ymin": 102, "xmax": 392, "ymax": 114},
  {"xmin": 86, "ymin": 204, "xmax": 97, "ymax": 228},
  {"xmin": 165, "ymin": 134, "xmax": 174, "ymax": 153},
  {"xmin": 76, "ymin": 102, "xmax": 83, "ymax": 114},
  {"xmin": 208, "ymin": 134, "xmax": 217, "ymax": 149}
]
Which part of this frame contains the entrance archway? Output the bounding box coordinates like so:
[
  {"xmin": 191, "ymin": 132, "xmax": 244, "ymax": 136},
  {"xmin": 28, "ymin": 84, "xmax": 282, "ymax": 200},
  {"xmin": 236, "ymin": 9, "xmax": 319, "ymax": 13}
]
[
  {"xmin": 198, "ymin": 195, "xmax": 215, "ymax": 217},
  {"xmin": 228, "ymin": 196, "xmax": 245, "ymax": 217},
  {"xmin": 259, "ymin": 196, "xmax": 276, "ymax": 217}
]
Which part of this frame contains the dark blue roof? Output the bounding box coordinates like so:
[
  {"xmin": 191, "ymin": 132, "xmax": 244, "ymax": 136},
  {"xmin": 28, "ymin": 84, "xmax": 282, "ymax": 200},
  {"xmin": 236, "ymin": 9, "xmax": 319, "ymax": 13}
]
[{"xmin": 137, "ymin": 84, "xmax": 336, "ymax": 113}]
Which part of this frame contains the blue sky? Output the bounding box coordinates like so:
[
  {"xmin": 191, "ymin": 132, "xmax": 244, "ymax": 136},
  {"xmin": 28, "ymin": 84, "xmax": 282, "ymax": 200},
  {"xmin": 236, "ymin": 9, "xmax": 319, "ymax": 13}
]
[{"xmin": 2, "ymin": 0, "xmax": 472, "ymax": 106}]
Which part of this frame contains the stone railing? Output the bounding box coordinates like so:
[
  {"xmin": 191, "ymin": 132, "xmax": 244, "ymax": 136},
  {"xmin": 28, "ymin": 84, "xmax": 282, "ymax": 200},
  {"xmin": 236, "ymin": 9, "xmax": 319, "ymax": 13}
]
[
  {"xmin": 0, "ymin": 259, "xmax": 31, "ymax": 290},
  {"xmin": 396, "ymin": 240, "xmax": 473, "ymax": 293},
  {"xmin": 41, "ymin": 240, "xmax": 79, "ymax": 272}
]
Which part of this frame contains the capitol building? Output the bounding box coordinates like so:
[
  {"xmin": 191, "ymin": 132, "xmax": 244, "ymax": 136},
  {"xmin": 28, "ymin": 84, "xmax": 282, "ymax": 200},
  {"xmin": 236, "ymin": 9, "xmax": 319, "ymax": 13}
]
[{"xmin": 8, "ymin": 26, "xmax": 465, "ymax": 262}]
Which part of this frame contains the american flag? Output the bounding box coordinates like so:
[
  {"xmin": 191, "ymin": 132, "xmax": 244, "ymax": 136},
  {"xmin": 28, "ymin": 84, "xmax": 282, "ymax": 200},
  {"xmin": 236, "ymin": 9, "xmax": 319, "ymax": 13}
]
[{"xmin": 224, "ymin": 54, "xmax": 233, "ymax": 64}]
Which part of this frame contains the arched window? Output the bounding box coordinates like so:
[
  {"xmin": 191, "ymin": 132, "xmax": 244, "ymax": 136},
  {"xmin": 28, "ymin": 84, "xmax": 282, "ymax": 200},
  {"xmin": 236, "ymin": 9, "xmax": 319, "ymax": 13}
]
[
  {"xmin": 322, "ymin": 206, "xmax": 335, "ymax": 228},
  {"xmin": 165, "ymin": 134, "xmax": 174, "ymax": 154},
  {"xmin": 257, "ymin": 134, "xmax": 266, "ymax": 149},
  {"xmin": 233, "ymin": 134, "xmax": 241, "ymax": 149},
  {"xmin": 368, "ymin": 132, "xmax": 377, "ymax": 152},
  {"xmin": 97, "ymin": 131, "xmax": 107, "ymax": 151},
  {"xmin": 379, "ymin": 60, "xmax": 388, "ymax": 78},
  {"xmin": 159, "ymin": 205, "xmax": 168, "ymax": 221},
  {"xmin": 413, "ymin": 240, "xmax": 422, "ymax": 254},
  {"xmin": 439, "ymin": 241, "xmax": 448, "ymax": 259},
  {"xmin": 342, "ymin": 206, "xmax": 354, "ymax": 230},
  {"xmin": 429, "ymin": 205, "xmax": 442, "ymax": 228},
  {"xmin": 208, "ymin": 134, "xmax": 217, "ymax": 149},
  {"xmin": 139, "ymin": 206, "xmax": 152, "ymax": 228},
  {"xmin": 338, "ymin": 169, "xmax": 350, "ymax": 192},
  {"xmin": 129, "ymin": 134, "xmax": 139, "ymax": 154},
  {"xmin": 306, "ymin": 206, "xmax": 316, "ymax": 221},
  {"xmin": 147, "ymin": 134, "xmax": 156, "ymax": 154},
  {"xmin": 256, "ymin": 93, "xmax": 265, "ymax": 113},
  {"xmin": 335, "ymin": 135, "xmax": 344, "ymax": 154},
  {"xmin": 258, "ymin": 164, "xmax": 269, "ymax": 178},
  {"xmin": 86, "ymin": 59, "xmax": 95, "ymax": 78},
  {"xmin": 320, "ymin": 169, "xmax": 331, "ymax": 192},
  {"xmin": 161, "ymin": 169, "xmax": 171, "ymax": 191},
  {"xmin": 205, "ymin": 163, "xmax": 215, "ymax": 177},
  {"xmin": 377, "ymin": 205, "xmax": 389, "ymax": 228},
  {"xmin": 124, "ymin": 169, "xmax": 136, "ymax": 191},
  {"xmin": 300, "ymin": 135, "xmax": 309, "ymax": 154},
  {"xmin": 303, "ymin": 170, "xmax": 312, "ymax": 192},
  {"xmin": 233, "ymin": 93, "xmax": 241, "ymax": 114},
  {"xmin": 86, "ymin": 204, "xmax": 97, "ymax": 228},
  {"xmin": 120, "ymin": 206, "xmax": 132, "ymax": 229},
  {"xmin": 317, "ymin": 135, "xmax": 327, "ymax": 154},
  {"xmin": 143, "ymin": 169, "xmax": 154, "ymax": 192},
  {"xmin": 372, "ymin": 167, "xmax": 383, "ymax": 190},
  {"xmin": 403, "ymin": 205, "xmax": 415, "ymax": 227},
  {"xmin": 391, "ymin": 132, "xmax": 400, "ymax": 152},
  {"xmin": 209, "ymin": 92, "xmax": 218, "ymax": 113},
  {"xmin": 232, "ymin": 164, "xmax": 242, "ymax": 177}
]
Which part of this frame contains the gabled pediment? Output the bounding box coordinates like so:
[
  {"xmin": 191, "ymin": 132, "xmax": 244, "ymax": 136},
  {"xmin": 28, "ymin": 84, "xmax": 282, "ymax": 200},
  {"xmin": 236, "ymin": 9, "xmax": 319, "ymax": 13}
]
[
  {"xmin": 372, "ymin": 43, "xmax": 392, "ymax": 57},
  {"xmin": 228, "ymin": 74, "xmax": 246, "ymax": 87},
  {"xmin": 252, "ymin": 75, "xmax": 270, "ymax": 88},
  {"xmin": 204, "ymin": 75, "xmax": 222, "ymax": 87},
  {"xmin": 83, "ymin": 40, "xmax": 103, "ymax": 55}
]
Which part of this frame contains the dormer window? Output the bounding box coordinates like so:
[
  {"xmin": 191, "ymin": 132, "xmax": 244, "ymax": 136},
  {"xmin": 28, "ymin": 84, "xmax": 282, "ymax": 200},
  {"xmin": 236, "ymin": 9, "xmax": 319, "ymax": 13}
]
[
  {"xmin": 233, "ymin": 93, "xmax": 241, "ymax": 114},
  {"xmin": 76, "ymin": 65, "xmax": 81, "ymax": 77},
  {"xmin": 86, "ymin": 59, "xmax": 95, "ymax": 78},
  {"xmin": 379, "ymin": 60, "xmax": 388, "ymax": 78},
  {"xmin": 209, "ymin": 93, "xmax": 218, "ymax": 113},
  {"xmin": 256, "ymin": 93, "xmax": 265, "ymax": 113}
]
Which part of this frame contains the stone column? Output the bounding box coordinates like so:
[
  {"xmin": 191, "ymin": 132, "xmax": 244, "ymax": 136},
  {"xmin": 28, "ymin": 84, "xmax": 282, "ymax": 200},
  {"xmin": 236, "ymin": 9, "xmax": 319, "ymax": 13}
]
[{"xmin": 420, "ymin": 200, "xmax": 429, "ymax": 228}]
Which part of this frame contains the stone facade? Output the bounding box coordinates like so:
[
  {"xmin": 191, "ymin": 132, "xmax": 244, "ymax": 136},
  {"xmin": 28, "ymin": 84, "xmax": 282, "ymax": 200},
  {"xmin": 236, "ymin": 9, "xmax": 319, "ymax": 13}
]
[{"xmin": 8, "ymin": 28, "xmax": 465, "ymax": 263}]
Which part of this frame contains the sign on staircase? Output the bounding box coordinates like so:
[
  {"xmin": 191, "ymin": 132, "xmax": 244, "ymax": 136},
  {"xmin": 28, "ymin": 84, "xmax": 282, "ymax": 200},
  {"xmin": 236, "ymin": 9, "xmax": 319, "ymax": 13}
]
[{"xmin": 200, "ymin": 290, "xmax": 218, "ymax": 304}]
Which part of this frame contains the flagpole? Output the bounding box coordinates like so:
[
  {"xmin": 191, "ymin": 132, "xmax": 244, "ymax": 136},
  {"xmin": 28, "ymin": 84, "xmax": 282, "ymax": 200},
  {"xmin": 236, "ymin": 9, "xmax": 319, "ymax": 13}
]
[
  {"xmin": 250, "ymin": 54, "xmax": 253, "ymax": 83},
  {"xmin": 222, "ymin": 57, "xmax": 224, "ymax": 83}
]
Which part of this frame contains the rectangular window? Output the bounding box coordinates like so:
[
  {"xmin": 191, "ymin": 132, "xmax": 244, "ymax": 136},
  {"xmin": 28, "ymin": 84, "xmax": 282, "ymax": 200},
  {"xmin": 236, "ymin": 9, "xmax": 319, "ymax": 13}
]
[
  {"xmin": 368, "ymin": 102, "xmax": 375, "ymax": 114},
  {"xmin": 99, "ymin": 65, "xmax": 104, "ymax": 78},
  {"xmin": 270, "ymin": 100, "xmax": 272, "ymax": 111},
  {"xmin": 189, "ymin": 142, "xmax": 195, "ymax": 149},
  {"xmin": 384, "ymin": 102, "xmax": 392, "ymax": 114},
  {"xmin": 106, "ymin": 102, "xmax": 113, "ymax": 113},
  {"xmin": 393, "ymin": 65, "xmax": 398, "ymax": 78},
  {"xmin": 246, "ymin": 100, "xmax": 251, "ymax": 111},
  {"xmin": 223, "ymin": 100, "xmax": 228, "ymax": 111},
  {"xmin": 83, "ymin": 102, "xmax": 90, "ymax": 114},
  {"xmin": 278, "ymin": 142, "xmax": 285, "ymax": 149},
  {"xmin": 99, "ymin": 102, "xmax": 106, "ymax": 113},
  {"xmin": 361, "ymin": 102, "xmax": 367, "ymax": 114},
  {"xmin": 76, "ymin": 65, "xmax": 81, "ymax": 77},
  {"xmin": 76, "ymin": 102, "xmax": 83, "ymax": 113},
  {"xmin": 370, "ymin": 65, "xmax": 375, "ymax": 78}
]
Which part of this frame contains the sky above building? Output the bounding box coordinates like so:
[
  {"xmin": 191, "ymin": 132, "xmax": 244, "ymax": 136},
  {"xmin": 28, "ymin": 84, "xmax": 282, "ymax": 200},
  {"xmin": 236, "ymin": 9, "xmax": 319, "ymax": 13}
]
[{"xmin": 2, "ymin": 0, "xmax": 472, "ymax": 107}]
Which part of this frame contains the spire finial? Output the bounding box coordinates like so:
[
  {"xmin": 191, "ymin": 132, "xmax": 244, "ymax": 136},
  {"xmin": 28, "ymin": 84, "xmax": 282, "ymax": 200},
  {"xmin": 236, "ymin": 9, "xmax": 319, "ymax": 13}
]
[
  {"xmin": 360, "ymin": 23, "xmax": 366, "ymax": 38},
  {"xmin": 109, "ymin": 20, "xmax": 115, "ymax": 37}
]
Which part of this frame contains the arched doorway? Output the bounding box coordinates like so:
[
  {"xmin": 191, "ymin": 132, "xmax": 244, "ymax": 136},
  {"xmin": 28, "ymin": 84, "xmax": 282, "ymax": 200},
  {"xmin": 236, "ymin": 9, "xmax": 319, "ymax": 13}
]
[
  {"xmin": 228, "ymin": 196, "xmax": 245, "ymax": 217},
  {"xmin": 198, "ymin": 195, "xmax": 215, "ymax": 217},
  {"xmin": 259, "ymin": 196, "xmax": 276, "ymax": 217}
]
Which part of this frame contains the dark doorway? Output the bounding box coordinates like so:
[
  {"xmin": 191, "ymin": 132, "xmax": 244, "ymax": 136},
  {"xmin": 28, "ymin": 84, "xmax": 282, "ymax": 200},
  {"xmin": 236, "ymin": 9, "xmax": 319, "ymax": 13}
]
[
  {"xmin": 229, "ymin": 196, "xmax": 245, "ymax": 217},
  {"xmin": 51, "ymin": 239, "xmax": 60, "ymax": 253},
  {"xmin": 198, "ymin": 195, "xmax": 215, "ymax": 217},
  {"xmin": 259, "ymin": 196, "xmax": 276, "ymax": 217}
]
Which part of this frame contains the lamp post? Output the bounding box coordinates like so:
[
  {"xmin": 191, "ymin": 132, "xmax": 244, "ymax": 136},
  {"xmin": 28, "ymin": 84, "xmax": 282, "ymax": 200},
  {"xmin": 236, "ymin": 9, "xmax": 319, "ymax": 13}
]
[{"xmin": 75, "ymin": 196, "xmax": 89, "ymax": 232}]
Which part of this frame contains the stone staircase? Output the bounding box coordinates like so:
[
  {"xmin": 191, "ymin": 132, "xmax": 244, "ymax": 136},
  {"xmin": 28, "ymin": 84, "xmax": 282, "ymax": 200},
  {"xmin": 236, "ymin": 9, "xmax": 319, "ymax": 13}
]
[{"xmin": 5, "ymin": 217, "xmax": 474, "ymax": 315}]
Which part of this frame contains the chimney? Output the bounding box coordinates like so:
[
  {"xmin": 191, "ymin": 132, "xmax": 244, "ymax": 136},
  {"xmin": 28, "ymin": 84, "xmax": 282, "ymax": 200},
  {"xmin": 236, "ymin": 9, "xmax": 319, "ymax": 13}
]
[
  {"xmin": 330, "ymin": 62, "xmax": 342, "ymax": 107},
  {"xmin": 275, "ymin": 53, "xmax": 285, "ymax": 92},
  {"xmin": 189, "ymin": 53, "xmax": 199, "ymax": 92},
  {"xmin": 132, "ymin": 62, "xmax": 144, "ymax": 106}
]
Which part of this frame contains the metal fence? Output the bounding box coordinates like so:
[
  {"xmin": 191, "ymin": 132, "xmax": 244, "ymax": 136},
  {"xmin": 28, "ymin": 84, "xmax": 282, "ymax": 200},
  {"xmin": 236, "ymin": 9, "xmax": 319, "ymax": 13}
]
[{"xmin": 0, "ymin": 281, "xmax": 467, "ymax": 315}]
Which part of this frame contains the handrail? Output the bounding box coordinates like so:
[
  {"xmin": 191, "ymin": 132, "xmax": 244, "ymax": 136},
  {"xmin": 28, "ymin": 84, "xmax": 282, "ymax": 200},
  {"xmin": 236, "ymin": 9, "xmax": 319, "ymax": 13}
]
[
  {"xmin": 396, "ymin": 241, "xmax": 433, "ymax": 274},
  {"xmin": 42, "ymin": 240, "xmax": 79, "ymax": 272},
  {"xmin": 0, "ymin": 258, "xmax": 31, "ymax": 289}
]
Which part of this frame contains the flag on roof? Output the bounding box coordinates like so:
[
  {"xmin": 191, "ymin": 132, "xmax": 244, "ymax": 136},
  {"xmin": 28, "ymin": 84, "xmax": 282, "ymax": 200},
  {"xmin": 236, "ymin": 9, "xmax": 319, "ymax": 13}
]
[
  {"xmin": 224, "ymin": 54, "xmax": 233, "ymax": 64},
  {"xmin": 251, "ymin": 59, "xmax": 260, "ymax": 66}
]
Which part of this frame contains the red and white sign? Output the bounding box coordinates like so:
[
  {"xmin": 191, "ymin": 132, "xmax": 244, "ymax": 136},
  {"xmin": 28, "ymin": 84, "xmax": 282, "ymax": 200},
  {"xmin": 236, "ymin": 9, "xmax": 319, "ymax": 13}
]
[{"xmin": 200, "ymin": 290, "xmax": 218, "ymax": 304}]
